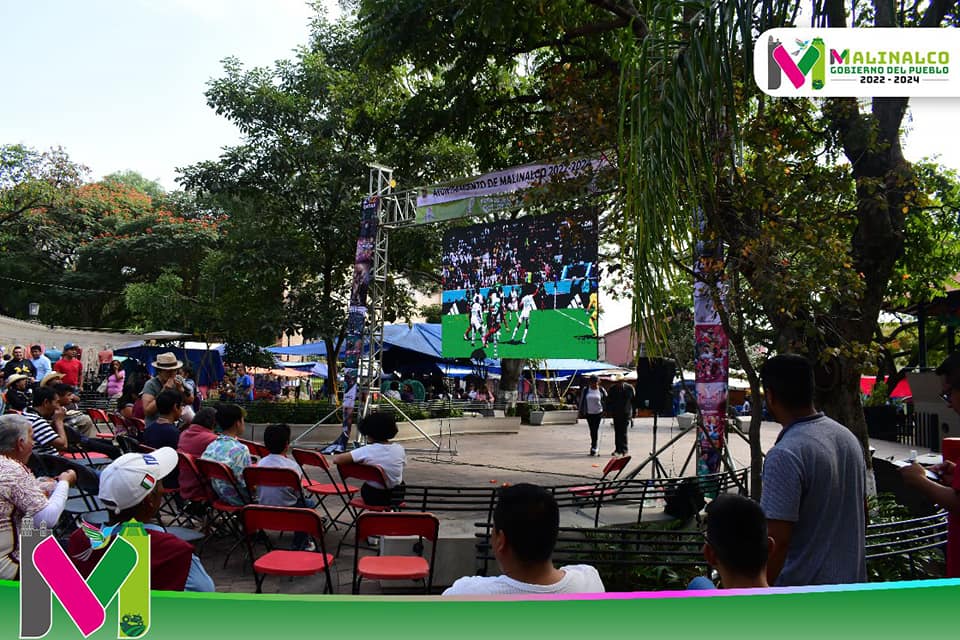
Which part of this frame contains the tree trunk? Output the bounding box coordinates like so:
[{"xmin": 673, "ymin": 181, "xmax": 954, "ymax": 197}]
[{"xmin": 498, "ymin": 358, "xmax": 526, "ymax": 409}]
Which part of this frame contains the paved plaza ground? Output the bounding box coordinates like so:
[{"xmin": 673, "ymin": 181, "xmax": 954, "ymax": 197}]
[{"xmin": 198, "ymin": 415, "xmax": 931, "ymax": 595}]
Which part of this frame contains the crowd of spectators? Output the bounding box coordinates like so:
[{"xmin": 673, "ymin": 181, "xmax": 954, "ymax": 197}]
[{"xmin": 441, "ymin": 214, "xmax": 596, "ymax": 291}]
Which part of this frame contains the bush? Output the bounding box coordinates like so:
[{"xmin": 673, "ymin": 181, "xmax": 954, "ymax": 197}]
[{"xmin": 203, "ymin": 401, "xmax": 340, "ymax": 425}]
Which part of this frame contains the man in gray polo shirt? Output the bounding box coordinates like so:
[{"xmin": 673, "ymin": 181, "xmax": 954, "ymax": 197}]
[{"xmin": 759, "ymin": 354, "xmax": 867, "ymax": 586}]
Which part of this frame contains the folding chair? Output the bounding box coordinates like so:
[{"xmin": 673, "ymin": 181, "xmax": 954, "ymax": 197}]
[
  {"xmin": 86, "ymin": 408, "xmax": 116, "ymax": 439},
  {"xmin": 238, "ymin": 438, "xmax": 270, "ymax": 460},
  {"xmin": 291, "ymin": 448, "xmax": 358, "ymax": 530},
  {"xmin": 335, "ymin": 462, "xmax": 405, "ymax": 555},
  {"xmin": 195, "ymin": 458, "xmax": 250, "ymax": 567},
  {"xmin": 108, "ymin": 412, "xmax": 128, "ymax": 435},
  {"xmin": 352, "ymin": 511, "xmax": 439, "ymax": 594},
  {"xmin": 241, "ymin": 505, "xmax": 335, "ymax": 594},
  {"xmin": 124, "ymin": 417, "xmax": 146, "ymax": 439},
  {"xmin": 243, "ymin": 466, "xmax": 313, "ymax": 509},
  {"xmin": 34, "ymin": 454, "xmax": 109, "ymax": 533},
  {"xmin": 175, "ymin": 452, "xmax": 212, "ymax": 531},
  {"xmin": 566, "ymin": 455, "xmax": 632, "ymax": 527}
]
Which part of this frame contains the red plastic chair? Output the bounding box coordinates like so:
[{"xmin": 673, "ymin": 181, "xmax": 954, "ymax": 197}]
[
  {"xmin": 86, "ymin": 408, "xmax": 115, "ymax": 438},
  {"xmin": 243, "ymin": 466, "xmax": 310, "ymax": 508},
  {"xmin": 124, "ymin": 417, "xmax": 146, "ymax": 438},
  {"xmin": 108, "ymin": 412, "xmax": 128, "ymax": 433},
  {"xmin": 238, "ymin": 438, "xmax": 270, "ymax": 460},
  {"xmin": 566, "ymin": 455, "xmax": 632, "ymax": 527},
  {"xmin": 291, "ymin": 448, "xmax": 358, "ymax": 530},
  {"xmin": 335, "ymin": 462, "xmax": 405, "ymax": 555},
  {"xmin": 241, "ymin": 505, "xmax": 335, "ymax": 594},
  {"xmin": 352, "ymin": 511, "xmax": 439, "ymax": 594},
  {"xmin": 195, "ymin": 458, "xmax": 250, "ymax": 567}
]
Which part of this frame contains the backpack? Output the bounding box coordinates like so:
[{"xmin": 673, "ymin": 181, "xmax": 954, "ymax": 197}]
[{"xmin": 664, "ymin": 478, "xmax": 705, "ymax": 521}]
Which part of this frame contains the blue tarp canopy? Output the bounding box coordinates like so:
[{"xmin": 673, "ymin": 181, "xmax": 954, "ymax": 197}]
[
  {"xmin": 265, "ymin": 324, "xmax": 617, "ymax": 380},
  {"xmin": 267, "ymin": 341, "xmax": 337, "ymax": 357},
  {"xmin": 113, "ymin": 342, "xmax": 225, "ymax": 387}
]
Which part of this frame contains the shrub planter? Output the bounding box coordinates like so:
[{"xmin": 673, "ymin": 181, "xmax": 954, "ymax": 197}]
[{"xmin": 528, "ymin": 410, "xmax": 579, "ymax": 426}]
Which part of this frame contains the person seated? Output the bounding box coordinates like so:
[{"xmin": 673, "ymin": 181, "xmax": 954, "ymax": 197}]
[
  {"xmin": 200, "ymin": 404, "xmax": 250, "ymax": 505},
  {"xmin": 141, "ymin": 390, "xmax": 182, "ymax": 451},
  {"xmin": 400, "ymin": 384, "xmax": 415, "ymax": 403},
  {"xmin": 688, "ymin": 494, "xmax": 772, "ymax": 590},
  {"xmin": 384, "ymin": 381, "xmax": 402, "ymax": 401},
  {"xmin": 50, "ymin": 384, "xmax": 122, "ymax": 460},
  {"xmin": 67, "ymin": 447, "xmax": 214, "ymax": 592},
  {"xmin": 333, "ymin": 412, "xmax": 405, "ymax": 507},
  {"xmin": 4, "ymin": 374, "xmax": 33, "ymax": 413},
  {"xmin": 24, "ymin": 387, "xmax": 70, "ymax": 457},
  {"xmin": 256, "ymin": 423, "xmax": 311, "ymax": 507},
  {"xmin": 443, "ymin": 483, "xmax": 605, "ymax": 595},
  {"xmin": 177, "ymin": 407, "xmax": 219, "ymax": 503},
  {"xmin": 0, "ymin": 414, "xmax": 76, "ymax": 580}
]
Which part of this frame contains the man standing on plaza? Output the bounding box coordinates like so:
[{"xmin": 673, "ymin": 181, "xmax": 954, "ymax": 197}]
[
  {"xmin": 29, "ymin": 344, "xmax": 51, "ymax": 383},
  {"xmin": 53, "ymin": 343, "xmax": 82, "ymax": 388},
  {"xmin": 759, "ymin": 354, "xmax": 866, "ymax": 586},
  {"xmin": 605, "ymin": 379, "xmax": 634, "ymax": 457},
  {"xmin": 2, "ymin": 346, "xmax": 36, "ymax": 381},
  {"xmin": 235, "ymin": 365, "xmax": 254, "ymax": 402}
]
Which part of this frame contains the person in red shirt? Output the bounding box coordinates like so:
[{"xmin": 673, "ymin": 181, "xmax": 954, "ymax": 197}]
[{"xmin": 53, "ymin": 343, "xmax": 83, "ymax": 388}]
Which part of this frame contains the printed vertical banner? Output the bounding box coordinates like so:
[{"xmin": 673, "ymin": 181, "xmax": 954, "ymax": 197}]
[
  {"xmin": 20, "ymin": 518, "xmax": 151, "ymax": 639},
  {"xmin": 754, "ymin": 28, "xmax": 960, "ymax": 97},
  {"xmin": 693, "ymin": 231, "xmax": 729, "ymax": 480},
  {"xmin": 328, "ymin": 195, "xmax": 379, "ymax": 451}
]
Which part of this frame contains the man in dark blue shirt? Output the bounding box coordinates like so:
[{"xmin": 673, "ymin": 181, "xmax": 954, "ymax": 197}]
[{"xmin": 141, "ymin": 390, "xmax": 182, "ymax": 489}]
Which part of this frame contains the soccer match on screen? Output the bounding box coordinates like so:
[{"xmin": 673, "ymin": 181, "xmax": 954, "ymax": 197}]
[{"xmin": 440, "ymin": 210, "xmax": 600, "ymax": 359}]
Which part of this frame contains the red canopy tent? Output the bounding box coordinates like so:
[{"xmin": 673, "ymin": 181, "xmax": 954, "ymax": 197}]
[{"xmin": 860, "ymin": 376, "xmax": 912, "ymax": 399}]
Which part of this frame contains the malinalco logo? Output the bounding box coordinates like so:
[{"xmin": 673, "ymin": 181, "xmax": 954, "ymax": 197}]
[
  {"xmin": 755, "ymin": 28, "xmax": 960, "ymax": 97},
  {"xmin": 767, "ymin": 36, "xmax": 827, "ymax": 90},
  {"xmin": 19, "ymin": 519, "xmax": 151, "ymax": 639}
]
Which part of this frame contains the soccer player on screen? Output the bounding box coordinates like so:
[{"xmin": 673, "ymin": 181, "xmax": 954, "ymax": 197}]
[
  {"xmin": 465, "ymin": 297, "xmax": 484, "ymax": 345},
  {"xmin": 512, "ymin": 284, "xmax": 540, "ymax": 344},
  {"xmin": 506, "ymin": 286, "xmax": 520, "ymax": 332},
  {"xmin": 483, "ymin": 288, "xmax": 502, "ymax": 348}
]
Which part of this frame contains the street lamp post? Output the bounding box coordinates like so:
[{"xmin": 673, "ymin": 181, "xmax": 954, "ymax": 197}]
[{"xmin": 28, "ymin": 302, "xmax": 40, "ymax": 322}]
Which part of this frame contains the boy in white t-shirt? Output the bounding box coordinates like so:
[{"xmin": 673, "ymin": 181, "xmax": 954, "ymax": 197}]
[
  {"xmin": 256, "ymin": 423, "xmax": 308, "ymax": 507},
  {"xmin": 443, "ymin": 483, "xmax": 605, "ymax": 596},
  {"xmin": 333, "ymin": 412, "xmax": 405, "ymax": 506}
]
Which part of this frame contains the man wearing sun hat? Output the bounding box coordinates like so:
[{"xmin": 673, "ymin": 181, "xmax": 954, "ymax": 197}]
[
  {"xmin": 66, "ymin": 448, "xmax": 214, "ymax": 592},
  {"xmin": 4, "ymin": 374, "xmax": 33, "ymax": 413},
  {"xmin": 140, "ymin": 353, "xmax": 194, "ymax": 428}
]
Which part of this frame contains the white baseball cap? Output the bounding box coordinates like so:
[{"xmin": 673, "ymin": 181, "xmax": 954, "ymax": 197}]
[{"xmin": 98, "ymin": 448, "xmax": 178, "ymax": 513}]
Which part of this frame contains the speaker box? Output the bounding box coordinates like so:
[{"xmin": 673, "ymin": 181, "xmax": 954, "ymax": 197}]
[{"xmin": 636, "ymin": 357, "xmax": 677, "ymax": 414}]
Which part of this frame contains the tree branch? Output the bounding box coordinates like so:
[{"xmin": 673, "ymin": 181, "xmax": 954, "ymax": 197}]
[{"xmin": 585, "ymin": 0, "xmax": 649, "ymax": 40}]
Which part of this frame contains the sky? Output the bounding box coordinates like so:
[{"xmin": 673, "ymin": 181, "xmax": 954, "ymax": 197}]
[{"xmin": 2, "ymin": 1, "xmax": 958, "ymax": 334}]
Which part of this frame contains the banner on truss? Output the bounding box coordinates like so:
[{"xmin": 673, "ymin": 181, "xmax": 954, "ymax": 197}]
[
  {"xmin": 694, "ymin": 226, "xmax": 729, "ymax": 479},
  {"xmin": 414, "ymin": 155, "xmax": 614, "ymax": 223}
]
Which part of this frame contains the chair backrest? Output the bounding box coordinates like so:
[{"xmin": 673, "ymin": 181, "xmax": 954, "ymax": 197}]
[
  {"xmin": 35, "ymin": 454, "xmax": 102, "ymax": 511},
  {"xmin": 109, "ymin": 413, "xmax": 126, "ymax": 429},
  {"xmin": 601, "ymin": 455, "xmax": 632, "ymax": 480},
  {"xmin": 243, "ymin": 466, "xmax": 302, "ymax": 500},
  {"xmin": 356, "ymin": 511, "xmax": 439, "ymax": 542},
  {"xmin": 116, "ymin": 434, "xmax": 142, "ymax": 454},
  {"xmin": 291, "ymin": 447, "xmax": 332, "ymax": 471},
  {"xmin": 238, "ymin": 438, "xmax": 269, "ymax": 459},
  {"xmin": 241, "ymin": 504, "xmax": 325, "ymax": 539},
  {"xmin": 178, "ymin": 451, "xmax": 212, "ymax": 501},
  {"xmin": 124, "ymin": 417, "xmax": 145, "ymax": 436},
  {"xmin": 87, "ymin": 408, "xmax": 109, "ymax": 422},
  {"xmin": 337, "ymin": 461, "xmax": 389, "ymax": 487},
  {"xmin": 196, "ymin": 458, "xmax": 246, "ymax": 503}
]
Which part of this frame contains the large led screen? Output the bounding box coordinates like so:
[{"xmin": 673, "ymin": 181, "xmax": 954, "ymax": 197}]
[{"xmin": 441, "ymin": 209, "xmax": 599, "ymax": 359}]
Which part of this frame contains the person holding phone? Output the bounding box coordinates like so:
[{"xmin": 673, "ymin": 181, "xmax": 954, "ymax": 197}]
[{"xmin": 901, "ymin": 351, "xmax": 960, "ymax": 578}]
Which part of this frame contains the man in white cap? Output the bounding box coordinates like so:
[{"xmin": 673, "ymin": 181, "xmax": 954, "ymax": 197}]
[
  {"xmin": 67, "ymin": 448, "xmax": 214, "ymax": 592},
  {"xmin": 141, "ymin": 353, "xmax": 194, "ymax": 428}
]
